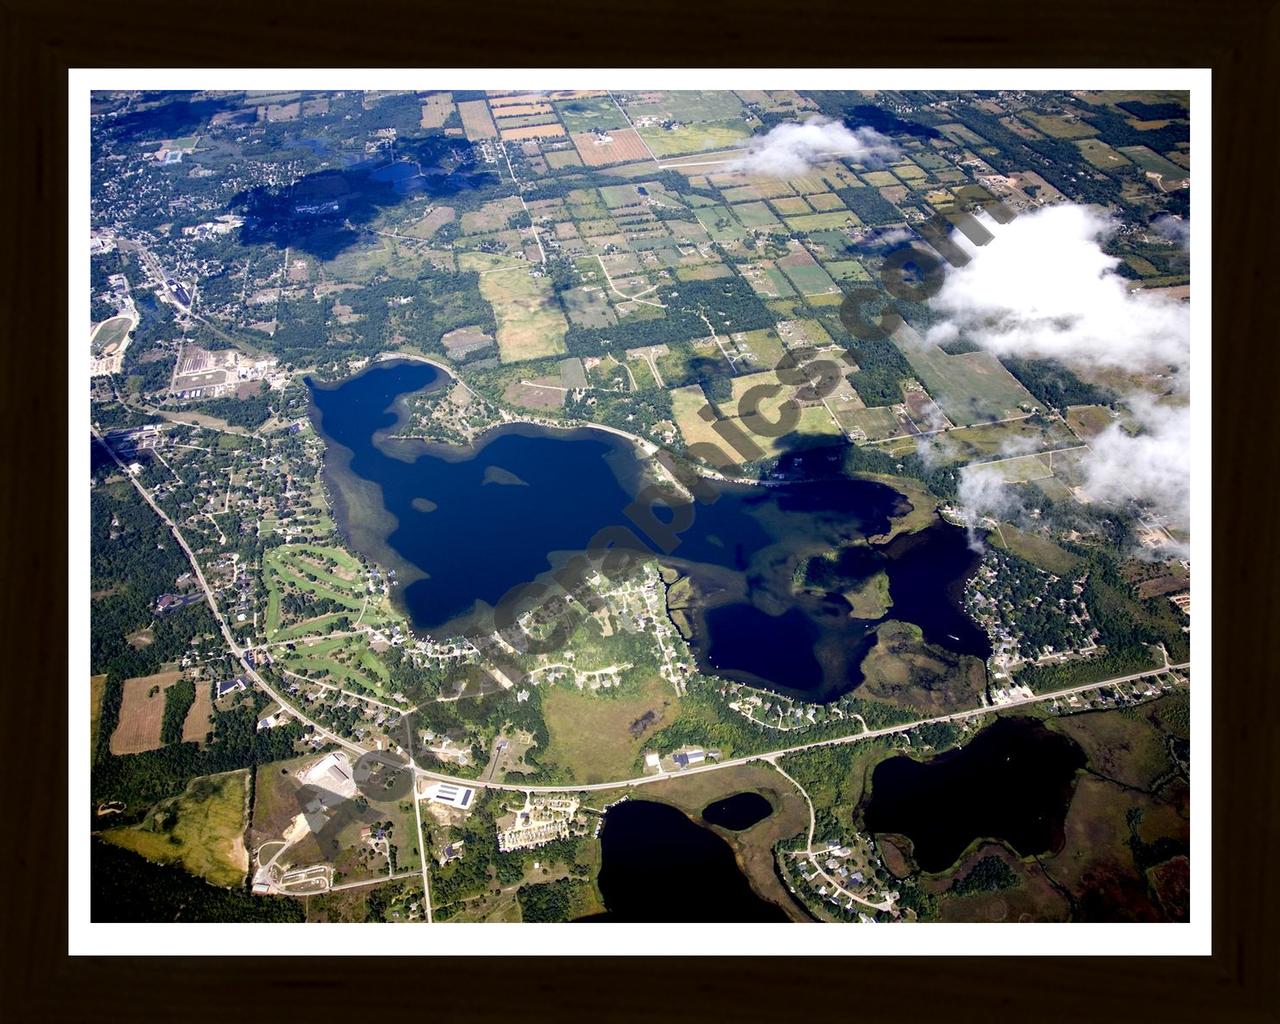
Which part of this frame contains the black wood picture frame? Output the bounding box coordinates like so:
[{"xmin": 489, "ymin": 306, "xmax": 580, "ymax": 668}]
[{"xmin": 3, "ymin": 0, "xmax": 1275, "ymax": 1019}]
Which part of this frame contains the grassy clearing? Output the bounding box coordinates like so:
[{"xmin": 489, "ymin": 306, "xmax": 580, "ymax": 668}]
[
  {"xmin": 101, "ymin": 770, "xmax": 250, "ymax": 887},
  {"xmin": 892, "ymin": 324, "xmax": 1037, "ymax": 426},
  {"xmin": 1066, "ymin": 404, "xmax": 1117, "ymax": 438},
  {"xmin": 474, "ymin": 263, "xmax": 569, "ymax": 363},
  {"xmin": 990, "ymin": 523, "xmax": 1080, "ymax": 574},
  {"xmin": 541, "ymin": 675, "xmax": 674, "ymax": 784}
]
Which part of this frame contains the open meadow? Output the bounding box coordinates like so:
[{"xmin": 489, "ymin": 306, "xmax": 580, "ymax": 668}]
[{"xmin": 101, "ymin": 770, "xmax": 250, "ymax": 887}]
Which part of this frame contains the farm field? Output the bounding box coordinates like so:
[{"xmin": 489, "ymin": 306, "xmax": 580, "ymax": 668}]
[
  {"xmin": 1066, "ymin": 404, "xmax": 1117, "ymax": 438},
  {"xmin": 839, "ymin": 404, "xmax": 908, "ymax": 442},
  {"xmin": 891, "ymin": 324, "xmax": 1038, "ymax": 426},
  {"xmin": 619, "ymin": 90, "xmax": 745, "ymax": 123},
  {"xmin": 101, "ymin": 770, "xmax": 250, "ymax": 887},
  {"xmin": 1075, "ymin": 138, "xmax": 1132, "ymax": 171},
  {"xmin": 741, "ymin": 263, "xmax": 795, "ymax": 298},
  {"xmin": 561, "ymin": 286, "xmax": 616, "ymax": 328},
  {"xmin": 984, "ymin": 452, "xmax": 1056, "ymax": 483},
  {"xmin": 571, "ymin": 129, "xmax": 652, "ymax": 167},
  {"xmin": 499, "ymin": 123, "xmax": 566, "ymax": 142},
  {"xmin": 555, "ymin": 96, "xmax": 627, "ymax": 134},
  {"xmin": 1117, "ymin": 145, "xmax": 1189, "ymax": 182},
  {"xmin": 460, "ymin": 196, "xmax": 524, "ymax": 234},
  {"xmin": 638, "ymin": 120, "xmax": 752, "ymax": 158},
  {"xmin": 474, "ymin": 263, "xmax": 569, "ymax": 362},
  {"xmin": 1018, "ymin": 112, "xmax": 1098, "ymax": 139},
  {"xmin": 777, "ymin": 260, "xmax": 839, "ymax": 297},
  {"xmin": 457, "ymin": 99, "xmax": 497, "ymax": 140},
  {"xmin": 784, "ymin": 210, "xmax": 860, "ymax": 233},
  {"xmin": 109, "ymin": 671, "xmax": 184, "ymax": 755},
  {"xmin": 936, "ymin": 418, "xmax": 1078, "ymax": 462},
  {"xmin": 731, "ymin": 201, "xmax": 780, "ymax": 228},
  {"xmin": 181, "ymin": 680, "xmax": 214, "ymax": 743},
  {"xmin": 671, "ymin": 375, "xmax": 840, "ymax": 462},
  {"xmin": 419, "ymin": 93, "xmax": 454, "ymax": 129}
]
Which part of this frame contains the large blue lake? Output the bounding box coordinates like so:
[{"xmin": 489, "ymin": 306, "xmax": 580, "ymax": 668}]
[{"xmin": 307, "ymin": 360, "xmax": 988, "ymax": 700}]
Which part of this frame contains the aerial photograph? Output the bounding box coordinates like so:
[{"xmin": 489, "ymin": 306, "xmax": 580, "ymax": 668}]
[{"xmin": 85, "ymin": 82, "xmax": 1195, "ymax": 929}]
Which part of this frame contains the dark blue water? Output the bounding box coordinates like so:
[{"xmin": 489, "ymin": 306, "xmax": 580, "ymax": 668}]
[
  {"xmin": 584, "ymin": 800, "xmax": 790, "ymax": 922},
  {"xmin": 308, "ymin": 360, "xmax": 988, "ymax": 700},
  {"xmin": 862, "ymin": 716, "xmax": 1087, "ymax": 873},
  {"xmin": 702, "ymin": 792, "xmax": 773, "ymax": 831}
]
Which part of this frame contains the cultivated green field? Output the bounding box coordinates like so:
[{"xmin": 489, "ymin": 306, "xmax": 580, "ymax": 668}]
[
  {"xmin": 784, "ymin": 210, "xmax": 861, "ymax": 233},
  {"xmin": 891, "ymin": 324, "xmax": 1038, "ymax": 426},
  {"xmin": 638, "ymin": 120, "xmax": 752, "ymax": 158},
  {"xmin": 555, "ymin": 96, "xmax": 627, "ymax": 134},
  {"xmin": 778, "ymin": 261, "xmax": 839, "ymax": 296},
  {"xmin": 1075, "ymin": 138, "xmax": 1132, "ymax": 171},
  {"xmin": 1117, "ymin": 145, "xmax": 1188, "ymax": 182},
  {"xmin": 618, "ymin": 90, "xmax": 745, "ymax": 123},
  {"xmin": 731, "ymin": 201, "xmax": 781, "ymax": 228}
]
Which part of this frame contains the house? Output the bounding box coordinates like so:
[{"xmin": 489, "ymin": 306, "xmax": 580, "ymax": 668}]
[{"xmin": 216, "ymin": 677, "xmax": 247, "ymax": 699}]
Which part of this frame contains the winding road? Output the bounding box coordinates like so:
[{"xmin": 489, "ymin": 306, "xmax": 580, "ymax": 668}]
[{"xmin": 93, "ymin": 424, "xmax": 1190, "ymax": 916}]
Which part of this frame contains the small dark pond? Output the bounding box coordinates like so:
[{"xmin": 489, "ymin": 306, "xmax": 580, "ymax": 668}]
[
  {"xmin": 701, "ymin": 791, "xmax": 773, "ymax": 831},
  {"xmin": 862, "ymin": 716, "xmax": 1087, "ymax": 873},
  {"xmin": 583, "ymin": 800, "xmax": 788, "ymax": 922}
]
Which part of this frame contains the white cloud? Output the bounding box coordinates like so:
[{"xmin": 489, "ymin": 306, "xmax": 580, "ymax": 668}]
[
  {"xmin": 1151, "ymin": 214, "xmax": 1191, "ymax": 249},
  {"xmin": 957, "ymin": 462, "xmax": 1023, "ymax": 551},
  {"xmin": 913, "ymin": 431, "xmax": 955, "ymax": 471},
  {"xmin": 729, "ymin": 116, "xmax": 898, "ymax": 178},
  {"xmin": 924, "ymin": 204, "xmax": 1190, "ymax": 379},
  {"xmin": 926, "ymin": 203, "xmax": 1194, "ymax": 542},
  {"xmin": 1078, "ymin": 394, "xmax": 1191, "ymax": 537}
]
